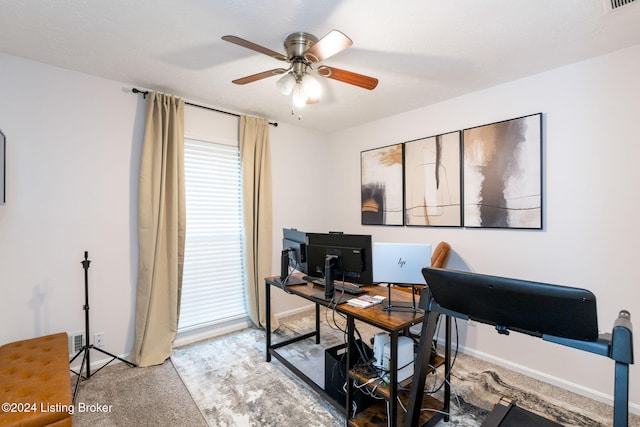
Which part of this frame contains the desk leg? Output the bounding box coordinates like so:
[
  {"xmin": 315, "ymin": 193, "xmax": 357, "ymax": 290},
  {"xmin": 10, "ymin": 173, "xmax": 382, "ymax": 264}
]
[
  {"xmin": 266, "ymin": 280, "xmax": 271, "ymax": 362},
  {"xmin": 390, "ymin": 330, "xmax": 398, "ymax": 427},
  {"xmin": 316, "ymin": 303, "xmax": 321, "ymax": 344},
  {"xmin": 444, "ymin": 315, "xmax": 451, "ymax": 421},
  {"xmin": 346, "ymin": 316, "xmax": 355, "ymax": 419}
]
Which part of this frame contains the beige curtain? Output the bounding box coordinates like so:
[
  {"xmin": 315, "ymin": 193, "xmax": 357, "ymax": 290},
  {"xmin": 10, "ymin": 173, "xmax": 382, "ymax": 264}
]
[
  {"xmin": 131, "ymin": 92, "xmax": 186, "ymax": 367},
  {"xmin": 240, "ymin": 115, "xmax": 277, "ymax": 330}
]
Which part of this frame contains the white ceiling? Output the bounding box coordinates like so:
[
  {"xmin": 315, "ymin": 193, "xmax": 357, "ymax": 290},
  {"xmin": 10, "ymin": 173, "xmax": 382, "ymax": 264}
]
[{"xmin": 1, "ymin": 0, "xmax": 640, "ymax": 132}]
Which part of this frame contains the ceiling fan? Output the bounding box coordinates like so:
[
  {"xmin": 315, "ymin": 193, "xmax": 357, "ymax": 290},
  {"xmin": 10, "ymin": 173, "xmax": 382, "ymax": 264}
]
[{"xmin": 221, "ymin": 30, "xmax": 378, "ymax": 107}]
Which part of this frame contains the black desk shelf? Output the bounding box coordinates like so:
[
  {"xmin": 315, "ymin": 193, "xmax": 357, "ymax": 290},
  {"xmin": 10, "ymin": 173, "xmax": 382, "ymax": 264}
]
[
  {"xmin": 348, "ymin": 359, "xmax": 445, "ymax": 427},
  {"xmin": 348, "ymin": 354, "xmax": 444, "ymax": 401},
  {"xmin": 348, "ymin": 393, "xmax": 444, "ymax": 427}
]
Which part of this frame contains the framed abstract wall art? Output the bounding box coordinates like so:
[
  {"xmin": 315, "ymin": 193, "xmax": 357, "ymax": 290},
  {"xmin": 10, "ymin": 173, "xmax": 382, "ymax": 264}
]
[
  {"xmin": 404, "ymin": 131, "xmax": 462, "ymax": 226},
  {"xmin": 361, "ymin": 143, "xmax": 404, "ymax": 226},
  {"xmin": 462, "ymin": 113, "xmax": 542, "ymax": 229}
]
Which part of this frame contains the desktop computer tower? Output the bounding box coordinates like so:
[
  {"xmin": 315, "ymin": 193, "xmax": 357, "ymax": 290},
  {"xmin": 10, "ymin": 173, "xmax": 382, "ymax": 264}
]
[{"xmin": 372, "ymin": 333, "xmax": 414, "ymax": 383}]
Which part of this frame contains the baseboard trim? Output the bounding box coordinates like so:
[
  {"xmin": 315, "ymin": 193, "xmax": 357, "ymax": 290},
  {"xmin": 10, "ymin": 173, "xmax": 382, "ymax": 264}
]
[
  {"xmin": 274, "ymin": 304, "xmax": 316, "ymax": 319},
  {"xmin": 173, "ymin": 306, "xmax": 315, "ymax": 349},
  {"xmin": 444, "ymin": 340, "xmax": 640, "ymax": 416},
  {"xmin": 174, "ymin": 317, "xmax": 252, "ymax": 348}
]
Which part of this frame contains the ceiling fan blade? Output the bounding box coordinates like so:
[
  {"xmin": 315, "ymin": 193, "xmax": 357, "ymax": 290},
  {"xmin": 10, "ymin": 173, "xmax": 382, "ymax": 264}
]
[
  {"xmin": 317, "ymin": 66, "xmax": 379, "ymax": 90},
  {"xmin": 303, "ymin": 30, "xmax": 352, "ymax": 63},
  {"xmin": 232, "ymin": 68, "xmax": 288, "ymax": 85},
  {"xmin": 222, "ymin": 35, "xmax": 287, "ymax": 61}
]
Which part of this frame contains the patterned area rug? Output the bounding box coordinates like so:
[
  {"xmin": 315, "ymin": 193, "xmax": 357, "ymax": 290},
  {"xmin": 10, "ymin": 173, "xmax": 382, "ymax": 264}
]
[
  {"xmin": 171, "ymin": 309, "xmax": 635, "ymax": 427},
  {"xmin": 173, "ymin": 324, "xmax": 343, "ymax": 427}
]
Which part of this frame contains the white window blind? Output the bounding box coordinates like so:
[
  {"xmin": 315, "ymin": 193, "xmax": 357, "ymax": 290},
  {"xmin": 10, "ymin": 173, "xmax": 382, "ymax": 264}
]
[{"xmin": 178, "ymin": 138, "xmax": 246, "ymax": 331}]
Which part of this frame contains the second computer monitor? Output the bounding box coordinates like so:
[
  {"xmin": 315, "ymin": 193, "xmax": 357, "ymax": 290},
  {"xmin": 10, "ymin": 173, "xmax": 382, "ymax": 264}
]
[
  {"xmin": 282, "ymin": 228, "xmax": 307, "ymax": 274},
  {"xmin": 305, "ymin": 232, "xmax": 373, "ymax": 285}
]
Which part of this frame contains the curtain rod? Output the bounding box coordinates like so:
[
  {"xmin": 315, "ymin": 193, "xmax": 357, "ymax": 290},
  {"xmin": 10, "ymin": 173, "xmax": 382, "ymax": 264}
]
[{"xmin": 131, "ymin": 88, "xmax": 278, "ymax": 127}]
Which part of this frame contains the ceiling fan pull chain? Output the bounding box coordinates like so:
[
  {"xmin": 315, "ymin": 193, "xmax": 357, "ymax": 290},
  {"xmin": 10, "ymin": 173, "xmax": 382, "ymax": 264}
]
[{"xmin": 290, "ymin": 107, "xmax": 303, "ymax": 121}]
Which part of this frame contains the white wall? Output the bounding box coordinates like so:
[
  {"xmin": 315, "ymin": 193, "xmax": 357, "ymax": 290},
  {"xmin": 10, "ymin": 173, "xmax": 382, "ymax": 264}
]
[
  {"xmin": 325, "ymin": 44, "xmax": 640, "ymax": 410},
  {"xmin": 0, "ymin": 53, "xmax": 144, "ymax": 356},
  {"xmin": 269, "ymin": 122, "xmax": 330, "ymax": 316},
  {"xmin": 0, "ymin": 53, "xmax": 328, "ymax": 360}
]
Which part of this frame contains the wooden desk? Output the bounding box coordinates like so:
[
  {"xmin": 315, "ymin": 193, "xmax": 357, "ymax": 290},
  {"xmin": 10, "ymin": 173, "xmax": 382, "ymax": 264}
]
[{"xmin": 265, "ymin": 277, "xmax": 447, "ymax": 427}]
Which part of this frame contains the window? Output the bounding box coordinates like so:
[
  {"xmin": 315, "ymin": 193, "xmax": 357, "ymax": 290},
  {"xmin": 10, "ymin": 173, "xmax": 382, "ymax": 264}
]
[{"xmin": 178, "ymin": 138, "xmax": 246, "ymax": 332}]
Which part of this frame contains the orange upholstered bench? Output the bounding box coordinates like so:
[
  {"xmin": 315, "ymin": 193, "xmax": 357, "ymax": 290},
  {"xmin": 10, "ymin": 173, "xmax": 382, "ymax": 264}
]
[{"xmin": 0, "ymin": 332, "xmax": 73, "ymax": 426}]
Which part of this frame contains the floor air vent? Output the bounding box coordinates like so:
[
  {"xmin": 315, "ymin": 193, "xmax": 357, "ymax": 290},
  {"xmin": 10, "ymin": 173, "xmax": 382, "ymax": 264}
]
[
  {"xmin": 68, "ymin": 332, "xmax": 85, "ymax": 357},
  {"xmin": 606, "ymin": 0, "xmax": 637, "ymax": 11}
]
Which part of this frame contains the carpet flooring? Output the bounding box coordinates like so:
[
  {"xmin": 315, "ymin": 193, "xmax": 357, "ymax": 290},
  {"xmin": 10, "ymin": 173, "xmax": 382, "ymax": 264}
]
[
  {"xmin": 72, "ymin": 357, "xmax": 206, "ymax": 426},
  {"xmin": 73, "ymin": 308, "xmax": 639, "ymax": 426}
]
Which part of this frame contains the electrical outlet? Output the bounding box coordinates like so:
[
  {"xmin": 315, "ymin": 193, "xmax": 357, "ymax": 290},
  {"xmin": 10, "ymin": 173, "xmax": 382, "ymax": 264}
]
[{"xmin": 94, "ymin": 332, "xmax": 105, "ymax": 348}]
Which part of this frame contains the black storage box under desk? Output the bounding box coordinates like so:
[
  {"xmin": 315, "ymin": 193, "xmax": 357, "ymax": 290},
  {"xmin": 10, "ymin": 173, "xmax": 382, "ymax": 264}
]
[{"xmin": 324, "ymin": 340, "xmax": 375, "ymax": 415}]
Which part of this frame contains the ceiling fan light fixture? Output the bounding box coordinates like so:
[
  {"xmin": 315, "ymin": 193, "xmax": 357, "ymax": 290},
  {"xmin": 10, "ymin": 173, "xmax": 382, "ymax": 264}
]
[
  {"xmin": 276, "ymin": 72, "xmax": 295, "ymax": 95},
  {"xmin": 301, "ymin": 73, "xmax": 321, "ymax": 100},
  {"xmin": 223, "ymin": 30, "xmax": 378, "ymax": 112},
  {"xmin": 292, "ymin": 83, "xmax": 307, "ymax": 108}
]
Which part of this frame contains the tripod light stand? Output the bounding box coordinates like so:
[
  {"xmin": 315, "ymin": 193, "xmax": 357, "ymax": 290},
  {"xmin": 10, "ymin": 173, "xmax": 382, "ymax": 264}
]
[{"xmin": 70, "ymin": 251, "xmax": 136, "ymax": 402}]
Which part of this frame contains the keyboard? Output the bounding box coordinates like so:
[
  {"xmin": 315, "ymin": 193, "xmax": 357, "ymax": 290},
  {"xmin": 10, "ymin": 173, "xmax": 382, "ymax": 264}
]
[{"xmin": 302, "ymin": 276, "xmax": 367, "ymax": 295}]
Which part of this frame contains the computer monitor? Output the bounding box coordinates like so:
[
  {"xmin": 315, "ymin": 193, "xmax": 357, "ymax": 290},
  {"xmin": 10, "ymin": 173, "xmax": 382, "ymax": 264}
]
[
  {"xmin": 373, "ymin": 243, "xmax": 432, "ymax": 285},
  {"xmin": 283, "ymin": 228, "xmax": 307, "ymax": 274},
  {"xmin": 277, "ymin": 228, "xmax": 307, "ymax": 286},
  {"xmin": 374, "ymin": 242, "xmax": 432, "ymax": 312},
  {"xmin": 305, "ymin": 232, "xmax": 373, "ymax": 302}
]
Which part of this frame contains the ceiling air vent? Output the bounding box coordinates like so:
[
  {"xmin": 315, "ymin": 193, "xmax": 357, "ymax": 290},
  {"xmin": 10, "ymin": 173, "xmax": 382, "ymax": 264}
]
[{"xmin": 605, "ymin": 0, "xmax": 637, "ymax": 11}]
